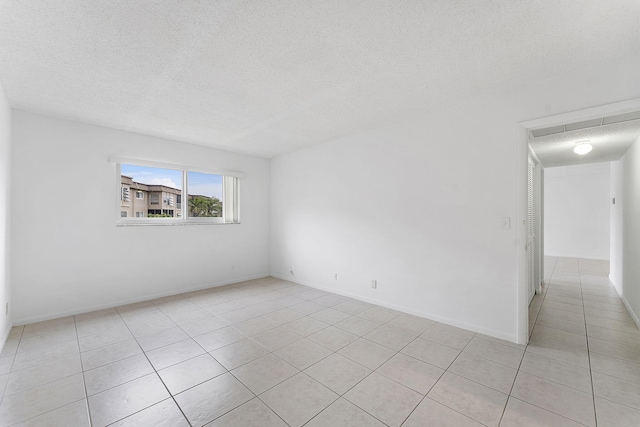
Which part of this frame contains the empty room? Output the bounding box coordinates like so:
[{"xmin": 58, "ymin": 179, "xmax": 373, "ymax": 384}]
[{"xmin": 1, "ymin": 1, "xmax": 640, "ymax": 426}]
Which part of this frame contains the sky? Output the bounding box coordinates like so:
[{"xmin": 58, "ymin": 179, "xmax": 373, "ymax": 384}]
[{"xmin": 121, "ymin": 164, "xmax": 223, "ymax": 198}]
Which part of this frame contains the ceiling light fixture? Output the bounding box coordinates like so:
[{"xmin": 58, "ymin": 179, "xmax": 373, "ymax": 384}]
[{"xmin": 573, "ymin": 142, "xmax": 592, "ymax": 155}]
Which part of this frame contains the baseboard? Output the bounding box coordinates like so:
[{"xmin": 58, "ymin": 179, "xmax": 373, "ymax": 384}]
[
  {"xmin": 271, "ymin": 274, "xmax": 519, "ymax": 344},
  {"xmin": 609, "ymin": 274, "xmax": 623, "ymax": 298},
  {"xmin": 620, "ymin": 293, "xmax": 640, "ymax": 331},
  {"xmin": 0, "ymin": 320, "xmax": 13, "ymax": 355},
  {"xmin": 545, "ymin": 254, "xmax": 610, "ymax": 261},
  {"xmin": 13, "ymin": 272, "xmax": 271, "ymax": 326}
]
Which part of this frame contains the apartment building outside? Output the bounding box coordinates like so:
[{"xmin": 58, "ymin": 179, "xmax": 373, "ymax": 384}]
[{"xmin": 120, "ymin": 175, "xmax": 182, "ymax": 218}]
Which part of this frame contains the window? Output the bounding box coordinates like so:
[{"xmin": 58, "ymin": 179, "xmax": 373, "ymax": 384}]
[
  {"xmin": 120, "ymin": 211, "xmax": 127, "ymax": 217},
  {"xmin": 163, "ymin": 194, "xmax": 175, "ymax": 207},
  {"xmin": 115, "ymin": 160, "xmax": 241, "ymax": 225},
  {"xmin": 187, "ymin": 171, "xmax": 223, "ymax": 218},
  {"xmin": 120, "ymin": 164, "xmax": 180, "ymax": 219}
]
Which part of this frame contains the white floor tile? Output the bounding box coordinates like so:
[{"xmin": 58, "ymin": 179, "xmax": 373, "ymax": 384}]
[
  {"xmin": 260, "ymin": 373, "xmax": 338, "ymax": 427},
  {"xmin": 3, "ymin": 264, "xmax": 639, "ymax": 427},
  {"xmin": 174, "ymin": 372, "xmax": 253, "ymax": 427}
]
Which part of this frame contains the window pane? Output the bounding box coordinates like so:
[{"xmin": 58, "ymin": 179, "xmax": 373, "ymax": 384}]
[
  {"xmin": 120, "ymin": 164, "xmax": 182, "ymax": 219},
  {"xmin": 187, "ymin": 171, "xmax": 223, "ymax": 218}
]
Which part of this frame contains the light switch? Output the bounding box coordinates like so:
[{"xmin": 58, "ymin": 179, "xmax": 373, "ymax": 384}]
[{"xmin": 501, "ymin": 217, "xmax": 511, "ymax": 230}]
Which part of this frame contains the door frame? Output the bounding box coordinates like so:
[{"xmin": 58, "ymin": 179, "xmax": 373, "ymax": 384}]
[
  {"xmin": 516, "ymin": 97, "xmax": 640, "ymax": 344},
  {"xmin": 527, "ymin": 154, "xmax": 538, "ymax": 303},
  {"xmin": 528, "ymin": 147, "xmax": 544, "ymax": 296}
]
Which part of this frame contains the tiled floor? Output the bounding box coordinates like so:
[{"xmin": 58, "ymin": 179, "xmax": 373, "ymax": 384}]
[{"xmin": 0, "ymin": 257, "xmax": 638, "ymax": 426}]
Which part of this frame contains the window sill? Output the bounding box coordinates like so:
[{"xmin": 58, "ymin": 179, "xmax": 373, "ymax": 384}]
[{"xmin": 116, "ymin": 220, "xmax": 240, "ymax": 227}]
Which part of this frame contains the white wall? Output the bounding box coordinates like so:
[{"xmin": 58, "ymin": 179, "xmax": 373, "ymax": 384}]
[
  {"xmin": 544, "ymin": 163, "xmax": 611, "ymax": 260},
  {"xmin": 610, "ymin": 159, "xmax": 623, "ymax": 294},
  {"xmin": 11, "ymin": 111, "xmax": 271, "ymax": 324},
  {"xmin": 0, "ymin": 82, "xmax": 11, "ymax": 347},
  {"xmin": 612, "ymin": 137, "xmax": 640, "ymax": 326},
  {"xmin": 270, "ymin": 53, "xmax": 640, "ymax": 343}
]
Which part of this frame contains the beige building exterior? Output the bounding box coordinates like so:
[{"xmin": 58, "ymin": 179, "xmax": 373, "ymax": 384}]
[{"xmin": 120, "ymin": 175, "xmax": 182, "ymax": 218}]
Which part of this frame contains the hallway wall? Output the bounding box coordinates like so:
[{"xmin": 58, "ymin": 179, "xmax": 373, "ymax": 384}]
[
  {"xmin": 612, "ymin": 137, "xmax": 640, "ymax": 326},
  {"xmin": 544, "ymin": 163, "xmax": 611, "ymax": 260},
  {"xmin": 610, "ymin": 159, "xmax": 623, "ymax": 296},
  {"xmin": 0, "ymin": 81, "xmax": 11, "ymax": 349}
]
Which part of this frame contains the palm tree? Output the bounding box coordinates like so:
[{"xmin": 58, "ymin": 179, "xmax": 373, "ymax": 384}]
[{"xmin": 188, "ymin": 196, "xmax": 222, "ymax": 217}]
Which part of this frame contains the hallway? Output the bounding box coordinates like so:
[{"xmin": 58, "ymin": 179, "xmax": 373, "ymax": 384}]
[{"xmin": 527, "ymin": 256, "xmax": 640, "ymax": 426}]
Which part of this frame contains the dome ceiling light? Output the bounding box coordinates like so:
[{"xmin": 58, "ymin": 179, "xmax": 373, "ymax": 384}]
[{"xmin": 573, "ymin": 141, "xmax": 593, "ymax": 155}]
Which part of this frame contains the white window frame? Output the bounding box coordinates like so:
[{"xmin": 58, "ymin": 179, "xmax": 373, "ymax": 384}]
[
  {"xmin": 111, "ymin": 157, "xmax": 242, "ymax": 227},
  {"xmin": 135, "ymin": 191, "xmax": 144, "ymax": 200}
]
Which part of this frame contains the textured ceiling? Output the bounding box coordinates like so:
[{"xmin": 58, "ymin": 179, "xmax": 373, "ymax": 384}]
[
  {"xmin": 529, "ymin": 120, "xmax": 640, "ymax": 168},
  {"xmin": 1, "ymin": 1, "xmax": 640, "ymax": 158}
]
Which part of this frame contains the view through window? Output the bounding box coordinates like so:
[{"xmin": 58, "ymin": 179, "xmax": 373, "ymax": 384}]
[
  {"xmin": 187, "ymin": 171, "xmax": 223, "ymax": 218},
  {"xmin": 118, "ymin": 163, "xmax": 236, "ymax": 223},
  {"xmin": 120, "ymin": 164, "xmax": 182, "ymax": 219}
]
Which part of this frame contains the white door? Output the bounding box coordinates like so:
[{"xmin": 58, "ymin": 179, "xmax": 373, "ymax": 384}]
[{"xmin": 527, "ymin": 156, "xmax": 537, "ymax": 302}]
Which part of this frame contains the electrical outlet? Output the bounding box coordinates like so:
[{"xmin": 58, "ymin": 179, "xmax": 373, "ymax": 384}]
[{"xmin": 371, "ymin": 280, "xmax": 377, "ymax": 289}]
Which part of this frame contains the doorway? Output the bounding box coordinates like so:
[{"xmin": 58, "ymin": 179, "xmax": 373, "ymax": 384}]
[{"xmin": 518, "ymin": 98, "xmax": 640, "ymax": 344}]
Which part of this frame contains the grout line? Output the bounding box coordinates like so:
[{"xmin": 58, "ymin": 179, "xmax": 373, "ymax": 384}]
[
  {"xmin": 579, "ymin": 262, "xmax": 599, "ymax": 427},
  {"xmin": 503, "ymin": 396, "xmax": 593, "ymax": 427},
  {"xmin": 254, "ymin": 314, "xmax": 397, "ymax": 426},
  {"xmin": 292, "ymin": 312, "xmax": 438, "ymax": 425},
  {"xmin": 0, "ymin": 321, "xmax": 90, "ymax": 424},
  {"xmin": 0, "ymin": 326, "xmax": 23, "ymax": 408},
  {"xmin": 142, "ymin": 292, "xmax": 383, "ymax": 425},
  {"xmin": 253, "ymin": 395, "xmax": 292, "ymax": 426},
  {"xmin": 399, "ymin": 333, "xmax": 477, "ymax": 426},
  {"xmin": 515, "ymin": 257, "xmax": 602, "ymax": 426},
  {"xmin": 497, "ymin": 318, "xmax": 530, "ymax": 427},
  {"xmin": 115, "ymin": 306, "xmax": 193, "ymax": 427},
  {"xmin": 73, "ymin": 315, "xmax": 93, "ymax": 427},
  {"xmin": 11, "ymin": 268, "xmax": 636, "ymax": 426}
]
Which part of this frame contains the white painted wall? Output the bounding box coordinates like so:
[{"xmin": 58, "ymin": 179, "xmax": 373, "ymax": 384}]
[
  {"xmin": 544, "ymin": 163, "xmax": 611, "ymax": 260},
  {"xmin": 614, "ymin": 138, "xmax": 640, "ymax": 326},
  {"xmin": 11, "ymin": 111, "xmax": 271, "ymax": 324},
  {"xmin": 0, "ymin": 82, "xmax": 11, "ymax": 348},
  {"xmin": 610, "ymin": 159, "xmax": 623, "ymax": 295},
  {"xmin": 270, "ymin": 53, "xmax": 640, "ymax": 343}
]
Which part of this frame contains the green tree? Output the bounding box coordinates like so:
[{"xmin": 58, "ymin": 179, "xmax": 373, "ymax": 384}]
[{"xmin": 188, "ymin": 196, "xmax": 222, "ymax": 217}]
